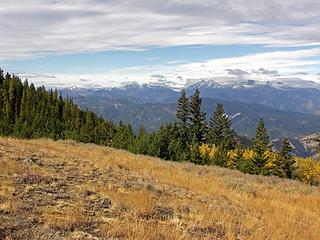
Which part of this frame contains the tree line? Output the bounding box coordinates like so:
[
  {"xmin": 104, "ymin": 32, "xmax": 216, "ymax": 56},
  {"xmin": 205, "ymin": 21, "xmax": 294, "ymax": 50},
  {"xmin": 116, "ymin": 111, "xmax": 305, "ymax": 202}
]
[{"xmin": 0, "ymin": 69, "xmax": 319, "ymax": 185}]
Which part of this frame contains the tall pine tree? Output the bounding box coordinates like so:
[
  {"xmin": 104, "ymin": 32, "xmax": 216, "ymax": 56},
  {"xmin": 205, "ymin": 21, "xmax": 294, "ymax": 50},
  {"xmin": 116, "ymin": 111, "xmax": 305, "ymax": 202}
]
[
  {"xmin": 252, "ymin": 118, "xmax": 272, "ymax": 174},
  {"xmin": 189, "ymin": 88, "xmax": 206, "ymax": 143},
  {"xmin": 207, "ymin": 103, "xmax": 236, "ymax": 150},
  {"xmin": 0, "ymin": 69, "xmax": 4, "ymax": 119},
  {"xmin": 0, "ymin": 69, "xmax": 4, "ymax": 88},
  {"xmin": 275, "ymin": 138, "xmax": 295, "ymax": 178},
  {"xmin": 176, "ymin": 89, "xmax": 190, "ymax": 140}
]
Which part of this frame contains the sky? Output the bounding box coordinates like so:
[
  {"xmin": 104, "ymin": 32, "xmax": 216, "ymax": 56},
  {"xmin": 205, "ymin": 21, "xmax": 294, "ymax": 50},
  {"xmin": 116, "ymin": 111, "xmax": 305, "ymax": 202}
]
[{"xmin": 1, "ymin": 0, "xmax": 320, "ymax": 89}]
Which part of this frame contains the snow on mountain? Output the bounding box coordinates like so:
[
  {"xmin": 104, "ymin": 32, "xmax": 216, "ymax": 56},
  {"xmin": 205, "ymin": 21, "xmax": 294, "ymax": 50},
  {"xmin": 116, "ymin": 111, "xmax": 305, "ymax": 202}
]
[
  {"xmin": 230, "ymin": 113, "xmax": 242, "ymax": 120},
  {"xmin": 185, "ymin": 77, "xmax": 320, "ymax": 90}
]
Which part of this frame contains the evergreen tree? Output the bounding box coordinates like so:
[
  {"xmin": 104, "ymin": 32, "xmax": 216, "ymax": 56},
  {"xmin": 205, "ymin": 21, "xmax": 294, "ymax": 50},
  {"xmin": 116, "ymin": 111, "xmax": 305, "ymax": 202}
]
[
  {"xmin": 189, "ymin": 139, "xmax": 202, "ymax": 164},
  {"xmin": 1, "ymin": 80, "xmax": 11, "ymax": 134},
  {"xmin": 112, "ymin": 122, "xmax": 134, "ymax": 150},
  {"xmin": 130, "ymin": 125, "xmax": 149, "ymax": 154},
  {"xmin": 93, "ymin": 119, "xmax": 112, "ymax": 145},
  {"xmin": 8, "ymin": 78, "xmax": 15, "ymax": 122},
  {"xmin": 189, "ymin": 88, "xmax": 206, "ymax": 143},
  {"xmin": 275, "ymin": 138, "xmax": 295, "ymax": 178},
  {"xmin": 79, "ymin": 111, "xmax": 95, "ymax": 142},
  {"xmin": 252, "ymin": 118, "xmax": 272, "ymax": 174},
  {"xmin": 176, "ymin": 89, "xmax": 190, "ymax": 143},
  {"xmin": 0, "ymin": 69, "xmax": 4, "ymax": 117},
  {"xmin": 207, "ymin": 103, "xmax": 236, "ymax": 150},
  {"xmin": 253, "ymin": 119, "xmax": 272, "ymax": 152},
  {"xmin": 0, "ymin": 79, "xmax": 3, "ymax": 114},
  {"xmin": 145, "ymin": 132, "xmax": 160, "ymax": 157},
  {"xmin": 156, "ymin": 124, "xmax": 172, "ymax": 160},
  {"xmin": 0, "ymin": 69, "xmax": 4, "ymax": 86}
]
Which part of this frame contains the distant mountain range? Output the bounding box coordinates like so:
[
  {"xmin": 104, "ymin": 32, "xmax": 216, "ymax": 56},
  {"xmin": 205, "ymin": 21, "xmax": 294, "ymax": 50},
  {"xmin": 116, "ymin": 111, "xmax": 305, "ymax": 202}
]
[
  {"xmin": 187, "ymin": 79, "xmax": 320, "ymax": 115},
  {"xmin": 61, "ymin": 83, "xmax": 178, "ymax": 104},
  {"xmin": 61, "ymin": 79, "xmax": 320, "ymax": 115},
  {"xmin": 59, "ymin": 80, "xmax": 320, "ymax": 156}
]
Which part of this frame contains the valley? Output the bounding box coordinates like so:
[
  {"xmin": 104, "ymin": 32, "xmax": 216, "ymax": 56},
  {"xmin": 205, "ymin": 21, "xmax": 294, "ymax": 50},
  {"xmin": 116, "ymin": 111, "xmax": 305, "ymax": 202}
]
[{"xmin": 60, "ymin": 82, "xmax": 320, "ymax": 157}]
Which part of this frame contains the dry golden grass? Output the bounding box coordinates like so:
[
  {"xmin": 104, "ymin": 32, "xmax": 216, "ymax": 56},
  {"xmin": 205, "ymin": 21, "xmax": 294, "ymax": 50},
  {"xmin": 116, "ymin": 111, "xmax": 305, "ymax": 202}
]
[
  {"xmin": 42, "ymin": 203, "xmax": 91, "ymax": 232},
  {"xmin": 0, "ymin": 137, "xmax": 319, "ymax": 239}
]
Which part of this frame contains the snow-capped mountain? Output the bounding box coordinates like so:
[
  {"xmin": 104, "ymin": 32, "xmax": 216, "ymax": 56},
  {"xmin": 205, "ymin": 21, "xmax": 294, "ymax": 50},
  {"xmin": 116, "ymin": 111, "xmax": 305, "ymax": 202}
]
[
  {"xmin": 185, "ymin": 79, "xmax": 320, "ymax": 115},
  {"xmin": 185, "ymin": 78, "xmax": 320, "ymax": 90},
  {"xmin": 60, "ymin": 83, "xmax": 178, "ymax": 103},
  {"xmin": 60, "ymin": 78, "xmax": 320, "ymax": 115}
]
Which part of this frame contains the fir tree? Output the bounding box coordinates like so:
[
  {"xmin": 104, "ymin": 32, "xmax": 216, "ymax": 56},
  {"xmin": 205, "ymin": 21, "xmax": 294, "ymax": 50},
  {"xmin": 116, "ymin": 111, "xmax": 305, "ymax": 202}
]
[
  {"xmin": 112, "ymin": 122, "xmax": 134, "ymax": 150},
  {"xmin": 207, "ymin": 103, "xmax": 236, "ymax": 150},
  {"xmin": 8, "ymin": 78, "xmax": 15, "ymax": 122},
  {"xmin": 189, "ymin": 88, "xmax": 206, "ymax": 143},
  {"xmin": 176, "ymin": 89, "xmax": 189, "ymax": 124},
  {"xmin": 20, "ymin": 81, "xmax": 29, "ymax": 121},
  {"xmin": 189, "ymin": 139, "xmax": 202, "ymax": 164},
  {"xmin": 275, "ymin": 138, "xmax": 295, "ymax": 178},
  {"xmin": 156, "ymin": 124, "xmax": 172, "ymax": 160},
  {"xmin": 79, "ymin": 111, "xmax": 95, "ymax": 143},
  {"xmin": 176, "ymin": 89, "xmax": 190, "ymax": 142},
  {"xmin": 253, "ymin": 118, "xmax": 272, "ymax": 152},
  {"xmin": 130, "ymin": 125, "xmax": 149, "ymax": 154},
  {"xmin": 145, "ymin": 131, "xmax": 160, "ymax": 157},
  {"xmin": 0, "ymin": 68, "xmax": 4, "ymax": 86},
  {"xmin": 0, "ymin": 69, "xmax": 4, "ymax": 117},
  {"xmin": 252, "ymin": 118, "xmax": 272, "ymax": 174}
]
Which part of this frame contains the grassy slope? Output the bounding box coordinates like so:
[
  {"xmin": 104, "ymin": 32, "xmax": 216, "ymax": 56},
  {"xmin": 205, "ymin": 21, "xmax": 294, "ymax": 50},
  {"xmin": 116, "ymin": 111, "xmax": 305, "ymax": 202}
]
[{"xmin": 0, "ymin": 137, "xmax": 319, "ymax": 240}]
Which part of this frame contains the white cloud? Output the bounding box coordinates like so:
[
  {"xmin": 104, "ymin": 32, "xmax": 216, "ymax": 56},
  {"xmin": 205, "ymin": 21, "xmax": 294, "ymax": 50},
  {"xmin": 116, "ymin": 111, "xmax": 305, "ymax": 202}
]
[
  {"xmin": 21, "ymin": 48, "xmax": 320, "ymax": 88},
  {"xmin": 16, "ymin": 73, "xmax": 56, "ymax": 79},
  {"xmin": 1, "ymin": 0, "xmax": 320, "ymax": 60},
  {"xmin": 3, "ymin": 0, "xmax": 320, "ymax": 88},
  {"xmin": 226, "ymin": 69, "xmax": 249, "ymax": 77},
  {"xmin": 174, "ymin": 48, "xmax": 320, "ymax": 82}
]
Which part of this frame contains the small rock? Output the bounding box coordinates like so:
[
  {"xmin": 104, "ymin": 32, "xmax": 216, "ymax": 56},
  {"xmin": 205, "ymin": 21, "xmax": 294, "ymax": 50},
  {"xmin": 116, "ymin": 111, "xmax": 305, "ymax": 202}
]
[
  {"xmin": 83, "ymin": 190, "xmax": 95, "ymax": 197},
  {"xmin": 15, "ymin": 173, "xmax": 48, "ymax": 184},
  {"xmin": 70, "ymin": 231, "xmax": 100, "ymax": 240},
  {"xmin": 0, "ymin": 208, "xmax": 10, "ymax": 215},
  {"xmin": 151, "ymin": 206, "xmax": 174, "ymax": 220},
  {"xmin": 23, "ymin": 155, "xmax": 43, "ymax": 166},
  {"xmin": 191, "ymin": 224, "xmax": 226, "ymax": 238},
  {"xmin": 101, "ymin": 198, "xmax": 112, "ymax": 209},
  {"xmin": 146, "ymin": 184, "xmax": 155, "ymax": 192}
]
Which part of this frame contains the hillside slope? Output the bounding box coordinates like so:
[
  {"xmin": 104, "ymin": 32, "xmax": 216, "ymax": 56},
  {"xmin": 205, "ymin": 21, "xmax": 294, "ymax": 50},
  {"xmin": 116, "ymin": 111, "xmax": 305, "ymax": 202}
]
[{"xmin": 0, "ymin": 138, "xmax": 319, "ymax": 240}]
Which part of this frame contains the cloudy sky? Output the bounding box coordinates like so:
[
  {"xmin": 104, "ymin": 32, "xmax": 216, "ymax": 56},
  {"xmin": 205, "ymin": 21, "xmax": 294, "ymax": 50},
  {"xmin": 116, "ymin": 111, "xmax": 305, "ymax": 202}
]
[{"xmin": 1, "ymin": 0, "xmax": 320, "ymax": 88}]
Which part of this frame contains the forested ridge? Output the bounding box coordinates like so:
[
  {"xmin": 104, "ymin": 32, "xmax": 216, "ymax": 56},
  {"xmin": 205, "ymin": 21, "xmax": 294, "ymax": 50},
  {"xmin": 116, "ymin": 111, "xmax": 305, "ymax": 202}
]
[
  {"xmin": 0, "ymin": 69, "xmax": 114, "ymax": 143},
  {"xmin": 0, "ymin": 69, "xmax": 319, "ymax": 185}
]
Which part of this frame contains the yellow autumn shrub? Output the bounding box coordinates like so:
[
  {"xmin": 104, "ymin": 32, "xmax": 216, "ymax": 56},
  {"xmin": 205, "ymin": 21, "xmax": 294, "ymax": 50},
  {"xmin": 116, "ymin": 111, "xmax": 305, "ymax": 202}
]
[
  {"xmin": 226, "ymin": 149, "xmax": 238, "ymax": 168},
  {"xmin": 208, "ymin": 145, "xmax": 218, "ymax": 159},
  {"xmin": 199, "ymin": 144, "xmax": 210, "ymax": 157},
  {"xmin": 242, "ymin": 148, "xmax": 255, "ymax": 161},
  {"xmin": 264, "ymin": 150, "xmax": 277, "ymax": 170},
  {"xmin": 199, "ymin": 143, "xmax": 218, "ymax": 164},
  {"xmin": 295, "ymin": 157, "xmax": 320, "ymax": 185}
]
